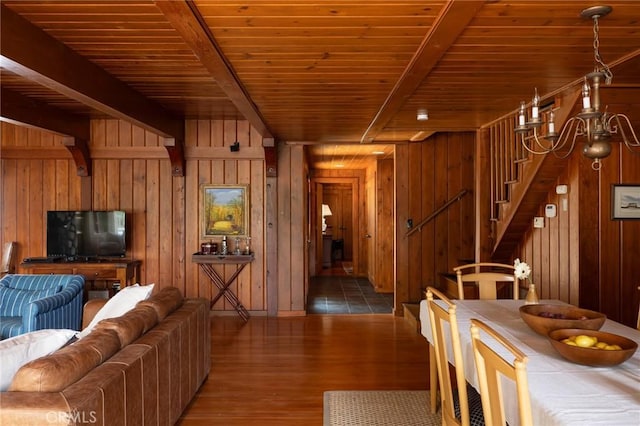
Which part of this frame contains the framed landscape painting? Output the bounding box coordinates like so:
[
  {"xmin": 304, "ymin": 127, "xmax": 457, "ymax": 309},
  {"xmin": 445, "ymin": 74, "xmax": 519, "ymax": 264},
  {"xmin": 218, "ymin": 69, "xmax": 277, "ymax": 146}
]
[
  {"xmin": 611, "ymin": 184, "xmax": 640, "ymax": 220},
  {"xmin": 201, "ymin": 184, "xmax": 249, "ymax": 237}
]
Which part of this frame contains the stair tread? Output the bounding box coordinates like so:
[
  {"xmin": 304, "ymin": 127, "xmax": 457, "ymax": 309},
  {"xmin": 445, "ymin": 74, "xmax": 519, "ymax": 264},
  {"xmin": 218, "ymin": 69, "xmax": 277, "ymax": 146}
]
[{"xmin": 403, "ymin": 303, "xmax": 421, "ymax": 334}]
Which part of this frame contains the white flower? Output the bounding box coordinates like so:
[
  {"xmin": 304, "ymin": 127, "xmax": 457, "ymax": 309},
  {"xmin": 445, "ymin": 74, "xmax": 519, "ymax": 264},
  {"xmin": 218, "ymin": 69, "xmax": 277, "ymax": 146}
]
[{"xmin": 514, "ymin": 258, "xmax": 531, "ymax": 280}]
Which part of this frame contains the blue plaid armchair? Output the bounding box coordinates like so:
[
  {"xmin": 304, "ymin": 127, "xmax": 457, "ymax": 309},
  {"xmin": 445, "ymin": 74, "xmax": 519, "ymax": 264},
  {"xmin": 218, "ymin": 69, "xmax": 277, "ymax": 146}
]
[{"xmin": 0, "ymin": 274, "xmax": 84, "ymax": 339}]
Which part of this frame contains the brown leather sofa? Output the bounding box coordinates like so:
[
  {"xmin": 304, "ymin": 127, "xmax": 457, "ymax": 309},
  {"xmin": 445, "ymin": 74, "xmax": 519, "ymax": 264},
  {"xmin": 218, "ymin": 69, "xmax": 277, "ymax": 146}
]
[{"xmin": 0, "ymin": 286, "xmax": 210, "ymax": 426}]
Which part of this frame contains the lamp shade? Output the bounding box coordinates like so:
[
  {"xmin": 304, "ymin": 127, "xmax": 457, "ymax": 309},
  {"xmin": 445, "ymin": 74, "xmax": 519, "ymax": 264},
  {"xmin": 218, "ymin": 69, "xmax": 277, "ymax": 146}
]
[{"xmin": 321, "ymin": 204, "xmax": 333, "ymax": 217}]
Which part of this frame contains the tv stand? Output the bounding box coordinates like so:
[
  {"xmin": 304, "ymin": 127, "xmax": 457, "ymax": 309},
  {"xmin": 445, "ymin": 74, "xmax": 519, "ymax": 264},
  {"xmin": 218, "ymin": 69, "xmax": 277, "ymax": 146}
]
[{"xmin": 20, "ymin": 259, "xmax": 141, "ymax": 288}]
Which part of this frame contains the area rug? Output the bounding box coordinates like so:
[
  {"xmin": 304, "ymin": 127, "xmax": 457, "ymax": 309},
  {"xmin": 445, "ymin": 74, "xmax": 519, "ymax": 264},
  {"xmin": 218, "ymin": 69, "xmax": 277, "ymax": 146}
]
[{"xmin": 323, "ymin": 390, "xmax": 440, "ymax": 426}]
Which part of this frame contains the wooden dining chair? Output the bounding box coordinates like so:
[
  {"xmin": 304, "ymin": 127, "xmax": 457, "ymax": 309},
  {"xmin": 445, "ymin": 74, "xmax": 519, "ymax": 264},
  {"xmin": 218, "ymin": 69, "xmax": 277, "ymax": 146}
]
[
  {"xmin": 0, "ymin": 241, "xmax": 17, "ymax": 278},
  {"xmin": 470, "ymin": 318, "xmax": 533, "ymax": 426},
  {"xmin": 426, "ymin": 287, "xmax": 484, "ymax": 426},
  {"xmin": 454, "ymin": 262, "xmax": 519, "ymax": 300}
]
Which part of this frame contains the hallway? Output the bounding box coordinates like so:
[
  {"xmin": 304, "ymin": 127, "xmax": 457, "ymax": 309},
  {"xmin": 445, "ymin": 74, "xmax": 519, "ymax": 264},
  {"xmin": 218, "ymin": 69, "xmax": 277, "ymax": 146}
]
[{"xmin": 307, "ymin": 262, "xmax": 394, "ymax": 314}]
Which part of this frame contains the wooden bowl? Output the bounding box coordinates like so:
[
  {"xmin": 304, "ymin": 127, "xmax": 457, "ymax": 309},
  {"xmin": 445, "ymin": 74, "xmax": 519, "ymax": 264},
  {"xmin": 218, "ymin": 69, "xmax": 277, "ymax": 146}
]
[
  {"xmin": 548, "ymin": 329, "xmax": 638, "ymax": 366},
  {"xmin": 519, "ymin": 304, "xmax": 606, "ymax": 336}
]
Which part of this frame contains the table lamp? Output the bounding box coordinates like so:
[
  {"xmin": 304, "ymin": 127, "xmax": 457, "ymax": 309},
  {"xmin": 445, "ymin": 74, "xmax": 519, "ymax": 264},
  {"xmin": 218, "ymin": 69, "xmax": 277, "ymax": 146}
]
[{"xmin": 321, "ymin": 204, "xmax": 333, "ymax": 233}]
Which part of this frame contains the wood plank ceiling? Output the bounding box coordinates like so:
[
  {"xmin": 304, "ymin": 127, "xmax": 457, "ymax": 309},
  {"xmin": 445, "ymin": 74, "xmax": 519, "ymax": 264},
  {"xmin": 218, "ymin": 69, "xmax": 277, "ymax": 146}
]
[{"xmin": 1, "ymin": 1, "xmax": 639, "ymax": 170}]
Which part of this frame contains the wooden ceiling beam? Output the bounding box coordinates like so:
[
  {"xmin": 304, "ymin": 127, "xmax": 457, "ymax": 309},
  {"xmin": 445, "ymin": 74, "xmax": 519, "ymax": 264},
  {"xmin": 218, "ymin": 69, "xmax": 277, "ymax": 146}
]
[
  {"xmin": 360, "ymin": 0, "xmax": 485, "ymax": 143},
  {"xmin": 0, "ymin": 87, "xmax": 91, "ymax": 176},
  {"xmin": 155, "ymin": 0, "xmax": 273, "ymax": 140},
  {"xmin": 0, "ymin": 4, "xmax": 186, "ymax": 176},
  {"xmin": 0, "ymin": 87, "xmax": 90, "ymax": 141}
]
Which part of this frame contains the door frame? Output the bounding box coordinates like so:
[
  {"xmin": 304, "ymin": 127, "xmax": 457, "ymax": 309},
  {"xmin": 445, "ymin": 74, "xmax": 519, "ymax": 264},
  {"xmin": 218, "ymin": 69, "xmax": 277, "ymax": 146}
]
[{"xmin": 310, "ymin": 176, "xmax": 361, "ymax": 276}]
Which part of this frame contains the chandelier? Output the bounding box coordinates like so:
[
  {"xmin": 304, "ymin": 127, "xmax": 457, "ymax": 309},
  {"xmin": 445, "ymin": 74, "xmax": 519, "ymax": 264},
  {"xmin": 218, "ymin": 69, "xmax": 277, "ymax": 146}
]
[{"xmin": 514, "ymin": 5, "xmax": 640, "ymax": 170}]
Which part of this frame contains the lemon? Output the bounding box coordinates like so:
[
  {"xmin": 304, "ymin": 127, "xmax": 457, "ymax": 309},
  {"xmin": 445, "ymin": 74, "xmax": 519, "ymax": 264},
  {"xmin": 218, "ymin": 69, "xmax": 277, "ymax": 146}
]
[
  {"xmin": 604, "ymin": 344, "xmax": 622, "ymax": 350},
  {"xmin": 574, "ymin": 335, "xmax": 597, "ymax": 348},
  {"xmin": 595, "ymin": 342, "xmax": 608, "ymax": 349}
]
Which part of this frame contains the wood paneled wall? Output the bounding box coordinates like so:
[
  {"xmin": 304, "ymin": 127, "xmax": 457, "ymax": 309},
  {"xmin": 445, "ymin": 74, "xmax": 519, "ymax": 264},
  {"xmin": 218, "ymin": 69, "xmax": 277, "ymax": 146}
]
[
  {"xmin": 395, "ymin": 132, "xmax": 476, "ymax": 311},
  {"xmin": 515, "ymin": 146, "xmax": 640, "ymax": 326},
  {"xmin": 275, "ymin": 144, "xmax": 308, "ymax": 315},
  {"xmin": 0, "ymin": 119, "xmax": 283, "ymax": 315}
]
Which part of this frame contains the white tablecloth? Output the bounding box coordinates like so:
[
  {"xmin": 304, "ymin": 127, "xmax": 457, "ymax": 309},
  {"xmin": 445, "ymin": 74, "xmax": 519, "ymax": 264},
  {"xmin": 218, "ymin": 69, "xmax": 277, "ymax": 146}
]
[{"xmin": 419, "ymin": 299, "xmax": 640, "ymax": 426}]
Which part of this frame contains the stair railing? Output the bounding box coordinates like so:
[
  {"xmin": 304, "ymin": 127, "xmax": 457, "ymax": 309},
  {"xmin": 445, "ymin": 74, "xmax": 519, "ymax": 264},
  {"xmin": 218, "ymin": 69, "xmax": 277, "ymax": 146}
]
[{"xmin": 405, "ymin": 189, "xmax": 469, "ymax": 237}]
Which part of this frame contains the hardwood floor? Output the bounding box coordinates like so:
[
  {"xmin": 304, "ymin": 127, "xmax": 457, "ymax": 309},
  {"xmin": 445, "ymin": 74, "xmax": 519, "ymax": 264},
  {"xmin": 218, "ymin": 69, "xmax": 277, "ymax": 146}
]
[{"xmin": 178, "ymin": 314, "xmax": 431, "ymax": 425}]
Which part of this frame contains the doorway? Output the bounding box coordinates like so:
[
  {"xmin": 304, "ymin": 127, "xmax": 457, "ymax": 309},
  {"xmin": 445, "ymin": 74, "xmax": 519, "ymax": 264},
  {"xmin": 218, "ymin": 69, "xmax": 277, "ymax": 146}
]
[
  {"xmin": 322, "ymin": 183, "xmax": 353, "ymax": 265},
  {"xmin": 308, "ymin": 177, "xmax": 393, "ymax": 314},
  {"xmin": 311, "ymin": 177, "xmax": 361, "ymax": 276}
]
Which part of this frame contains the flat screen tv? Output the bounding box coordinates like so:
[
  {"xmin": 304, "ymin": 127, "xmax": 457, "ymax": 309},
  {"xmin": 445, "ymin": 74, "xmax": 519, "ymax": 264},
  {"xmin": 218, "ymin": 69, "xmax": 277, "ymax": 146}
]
[{"xmin": 47, "ymin": 210, "xmax": 126, "ymax": 260}]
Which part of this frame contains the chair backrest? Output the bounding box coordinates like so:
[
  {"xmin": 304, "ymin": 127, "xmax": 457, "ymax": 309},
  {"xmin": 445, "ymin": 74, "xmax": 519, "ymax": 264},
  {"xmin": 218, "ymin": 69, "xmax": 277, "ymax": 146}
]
[
  {"xmin": 454, "ymin": 262, "xmax": 519, "ymax": 300},
  {"xmin": 469, "ymin": 318, "xmax": 532, "ymax": 426},
  {"xmin": 1, "ymin": 242, "xmax": 17, "ymax": 277},
  {"xmin": 426, "ymin": 286, "xmax": 473, "ymax": 426}
]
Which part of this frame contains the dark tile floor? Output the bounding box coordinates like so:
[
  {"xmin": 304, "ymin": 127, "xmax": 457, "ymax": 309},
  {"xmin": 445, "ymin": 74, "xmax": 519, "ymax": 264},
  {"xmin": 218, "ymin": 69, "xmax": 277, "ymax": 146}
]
[{"xmin": 307, "ymin": 265, "xmax": 394, "ymax": 314}]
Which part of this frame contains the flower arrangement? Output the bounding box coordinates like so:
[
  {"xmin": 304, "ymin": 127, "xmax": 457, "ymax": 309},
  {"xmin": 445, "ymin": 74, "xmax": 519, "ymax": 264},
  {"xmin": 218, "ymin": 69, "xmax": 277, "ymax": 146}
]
[
  {"xmin": 513, "ymin": 258, "xmax": 531, "ymax": 282},
  {"xmin": 514, "ymin": 258, "xmax": 538, "ymax": 304}
]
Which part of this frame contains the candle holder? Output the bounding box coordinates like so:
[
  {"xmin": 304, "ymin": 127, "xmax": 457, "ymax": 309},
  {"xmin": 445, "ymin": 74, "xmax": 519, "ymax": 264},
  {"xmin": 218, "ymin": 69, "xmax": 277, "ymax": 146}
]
[{"xmin": 234, "ymin": 237, "xmax": 241, "ymax": 255}]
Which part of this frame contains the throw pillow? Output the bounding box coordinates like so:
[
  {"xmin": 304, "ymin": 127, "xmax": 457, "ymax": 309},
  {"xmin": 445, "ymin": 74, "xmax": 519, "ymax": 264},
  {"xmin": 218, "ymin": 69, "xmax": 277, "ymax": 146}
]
[
  {"xmin": 77, "ymin": 283, "xmax": 155, "ymax": 339},
  {"xmin": 0, "ymin": 328, "xmax": 77, "ymax": 391}
]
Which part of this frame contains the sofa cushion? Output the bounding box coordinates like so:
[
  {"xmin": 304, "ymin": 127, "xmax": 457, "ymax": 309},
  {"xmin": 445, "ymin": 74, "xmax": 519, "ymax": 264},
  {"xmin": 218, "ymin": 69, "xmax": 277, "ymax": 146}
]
[
  {"xmin": 127, "ymin": 304, "xmax": 159, "ymax": 333},
  {"xmin": 0, "ymin": 287, "xmax": 59, "ymax": 316},
  {"xmin": 94, "ymin": 305, "xmax": 158, "ymax": 347},
  {"xmin": 137, "ymin": 286, "xmax": 183, "ymax": 321},
  {"xmin": 77, "ymin": 283, "xmax": 154, "ymax": 339},
  {"xmin": 9, "ymin": 333, "xmax": 104, "ymax": 392},
  {"xmin": 70, "ymin": 328, "xmax": 121, "ymax": 362},
  {"xmin": 0, "ymin": 328, "xmax": 76, "ymax": 391}
]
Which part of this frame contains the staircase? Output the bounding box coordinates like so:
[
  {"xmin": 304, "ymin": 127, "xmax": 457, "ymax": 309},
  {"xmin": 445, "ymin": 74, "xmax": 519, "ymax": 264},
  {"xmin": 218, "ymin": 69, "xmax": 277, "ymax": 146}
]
[{"xmin": 487, "ymin": 89, "xmax": 580, "ymax": 260}]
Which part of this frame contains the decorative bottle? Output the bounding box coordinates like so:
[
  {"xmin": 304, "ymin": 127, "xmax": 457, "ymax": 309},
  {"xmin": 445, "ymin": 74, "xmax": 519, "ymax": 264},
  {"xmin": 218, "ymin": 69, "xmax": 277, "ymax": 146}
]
[
  {"xmin": 221, "ymin": 236, "xmax": 228, "ymax": 255},
  {"xmin": 525, "ymin": 282, "xmax": 539, "ymax": 305}
]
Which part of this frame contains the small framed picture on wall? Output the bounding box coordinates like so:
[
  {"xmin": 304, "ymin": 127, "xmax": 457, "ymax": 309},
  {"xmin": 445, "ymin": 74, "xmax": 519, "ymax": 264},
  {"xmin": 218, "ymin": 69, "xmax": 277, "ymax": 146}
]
[
  {"xmin": 611, "ymin": 184, "xmax": 640, "ymax": 220},
  {"xmin": 200, "ymin": 184, "xmax": 250, "ymax": 237}
]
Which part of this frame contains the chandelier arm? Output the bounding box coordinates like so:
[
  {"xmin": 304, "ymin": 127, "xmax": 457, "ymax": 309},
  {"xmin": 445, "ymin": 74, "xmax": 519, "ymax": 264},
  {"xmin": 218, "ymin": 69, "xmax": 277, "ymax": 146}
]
[
  {"xmin": 521, "ymin": 132, "xmax": 551, "ymax": 155},
  {"xmin": 611, "ymin": 114, "xmax": 640, "ymax": 150},
  {"xmin": 551, "ymin": 122, "xmax": 581, "ymax": 159},
  {"xmin": 553, "ymin": 117, "xmax": 582, "ymax": 152},
  {"xmin": 531, "ymin": 127, "xmax": 553, "ymax": 152}
]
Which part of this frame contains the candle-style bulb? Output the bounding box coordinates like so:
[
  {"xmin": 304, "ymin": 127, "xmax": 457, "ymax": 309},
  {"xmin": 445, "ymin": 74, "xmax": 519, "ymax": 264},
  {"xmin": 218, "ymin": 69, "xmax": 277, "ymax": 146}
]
[
  {"xmin": 531, "ymin": 88, "xmax": 540, "ymax": 120},
  {"xmin": 518, "ymin": 101, "xmax": 527, "ymax": 127}
]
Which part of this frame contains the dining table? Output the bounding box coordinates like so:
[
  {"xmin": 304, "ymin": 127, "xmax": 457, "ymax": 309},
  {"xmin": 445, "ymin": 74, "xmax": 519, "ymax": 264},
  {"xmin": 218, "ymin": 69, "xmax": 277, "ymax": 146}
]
[{"xmin": 419, "ymin": 298, "xmax": 640, "ymax": 426}]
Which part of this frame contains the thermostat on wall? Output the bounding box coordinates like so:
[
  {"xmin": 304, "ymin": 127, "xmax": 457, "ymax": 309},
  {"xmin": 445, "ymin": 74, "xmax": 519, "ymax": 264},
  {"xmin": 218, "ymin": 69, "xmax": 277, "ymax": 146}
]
[{"xmin": 545, "ymin": 204, "xmax": 557, "ymax": 218}]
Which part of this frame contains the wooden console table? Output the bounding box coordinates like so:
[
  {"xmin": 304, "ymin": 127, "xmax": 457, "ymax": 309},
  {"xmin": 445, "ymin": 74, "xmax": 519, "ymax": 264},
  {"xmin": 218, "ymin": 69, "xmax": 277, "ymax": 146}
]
[
  {"xmin": 192, "ymin": 253, "xmax": 253, "ymax": 322},
  {"xmin": 20, "ymin": 259, "xmax": 141, "ymax": 288}
]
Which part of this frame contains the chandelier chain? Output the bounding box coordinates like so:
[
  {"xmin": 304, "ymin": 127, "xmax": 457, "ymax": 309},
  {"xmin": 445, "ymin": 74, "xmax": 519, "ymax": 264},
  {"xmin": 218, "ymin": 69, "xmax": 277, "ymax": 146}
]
[{"xmin": 592, "ymin": 16, "xmax": 613, "ymax": 84}]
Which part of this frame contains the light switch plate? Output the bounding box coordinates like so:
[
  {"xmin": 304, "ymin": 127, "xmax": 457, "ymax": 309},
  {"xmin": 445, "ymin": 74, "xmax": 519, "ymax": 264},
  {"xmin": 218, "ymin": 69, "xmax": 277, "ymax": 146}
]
[
  {"xmin": 533, "ymin": 217, "xmax": 545, "ymax": 228},
  {"xmin": 556, "ymin": 184, "xmax": 568, "ymax": 194}
]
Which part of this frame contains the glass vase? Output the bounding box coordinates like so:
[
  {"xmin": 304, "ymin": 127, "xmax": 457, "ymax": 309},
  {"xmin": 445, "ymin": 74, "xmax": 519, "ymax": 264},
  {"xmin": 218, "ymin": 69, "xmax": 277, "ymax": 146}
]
[{"xmin": 525, "ymin": 283, "xmax": 539, "ymax": 305}]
